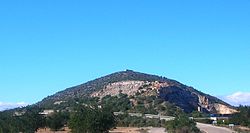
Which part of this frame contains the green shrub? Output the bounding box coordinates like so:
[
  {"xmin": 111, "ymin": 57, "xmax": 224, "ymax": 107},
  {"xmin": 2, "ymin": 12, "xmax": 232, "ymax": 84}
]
[{"xmin": 165, "ymin": 112, "xmax": 200, "ymax": 133}]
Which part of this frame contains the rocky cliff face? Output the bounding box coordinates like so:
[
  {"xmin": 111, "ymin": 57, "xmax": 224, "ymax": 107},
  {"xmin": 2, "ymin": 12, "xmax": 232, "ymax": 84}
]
[
  {"xmin": 91, "ymin": 80, "xmax": 170, "ymax": 98},
  {"xmin": 90, "ymin": 80, "xmax": 236, "ymax": 114},
  {"xmin": 91, "ymin": 81, "xmax": 146, "ymax": 98},
  {"xmin": 207, "ymin": 103, "xmax": 238, "ymax": 114},
  {"xmin": 196, "ymin": 95, "xmax": 238, "ymax": 114},
  {"xmin": 39, "ymin": 70, "xmax": 237, "ymax": 114}
]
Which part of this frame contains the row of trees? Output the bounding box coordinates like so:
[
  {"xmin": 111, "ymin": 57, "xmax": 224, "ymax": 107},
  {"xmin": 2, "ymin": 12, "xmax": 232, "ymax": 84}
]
[
  {"xmin": 0, "ymin": 104, "xmax": 116, "ymax": 133},
  {"xmin": 0, "ymin": 94, "xmax": 205, "ymax": 133},
  {"xmin": 229, "ymin": 106, "xmax": 250, "ymax": 128},
  {"xmin": 0, "ymin": 107, "xmax": 45, "ymax": 133}
]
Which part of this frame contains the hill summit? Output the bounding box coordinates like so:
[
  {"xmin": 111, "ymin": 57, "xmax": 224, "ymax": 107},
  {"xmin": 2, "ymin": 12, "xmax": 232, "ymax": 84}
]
[{"xmin": 39, "ymin": 70, "xmax": 236, "ymax": 114}]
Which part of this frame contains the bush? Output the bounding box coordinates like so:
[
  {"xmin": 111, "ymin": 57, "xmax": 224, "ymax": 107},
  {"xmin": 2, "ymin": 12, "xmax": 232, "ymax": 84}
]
[
  {"xmin": 229, "ymin": 106, "xmax": 250, "ymax": 127},
  {"xmin": 46, "ymin": 111, "xmax": 69, "ymax": 131},
  {"xmin": 116, "ymin": 114, "xmax": 164, "ymax": 127},
  {"xmin": 0, "ymin": 106, "xmax": 46, "ymax": 133},
  {"xmin": 69, "ymin": 105, "xmax": 116, "ymax": 133},
  {"xmin": 165, "ymin": 112, "xmax": 200, "ymax": 133}
]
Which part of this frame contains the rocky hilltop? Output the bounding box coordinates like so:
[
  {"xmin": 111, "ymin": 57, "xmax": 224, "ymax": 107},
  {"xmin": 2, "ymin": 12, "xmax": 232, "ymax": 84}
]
[{"xmin": 39, "ymin": 70, "xmax": 237, "ymax": 114}]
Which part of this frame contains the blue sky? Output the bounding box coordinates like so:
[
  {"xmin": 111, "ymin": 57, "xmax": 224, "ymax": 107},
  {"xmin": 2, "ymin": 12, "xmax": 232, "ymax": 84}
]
[{"xmin": 0, "ymin": 0, "xmax": 250, "ymax": 107}]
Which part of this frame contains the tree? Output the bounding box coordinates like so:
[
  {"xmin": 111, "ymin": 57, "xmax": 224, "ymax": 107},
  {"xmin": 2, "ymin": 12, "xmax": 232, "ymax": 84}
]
[
  {"xmin": 47, "ymin": 111, "xmax": 69, "ymax": 131},
  {"xmin": 101, "ymin": 94, "xmax": 132, "ymax": 112},
  {"xmin": 165, "ymin": 112, "xmax": 200, "ymax": 133},
  {"xmin": 0, "ymin": 106, "xmax": 45, "ymax": 133},
  {"xmin": 69, "ymin": 105, "xmax": 116, "ymax": 133},
  {"xmin": 191, "ymin": 111, "xmax": 203, "ymax": 118},
  {"xmin": 229, "ymin": 106, "xmax": 250, "ymax": 127},
  {"xmin": 18, "ymin": 107, "xmax": 46, "ymax": 133}
]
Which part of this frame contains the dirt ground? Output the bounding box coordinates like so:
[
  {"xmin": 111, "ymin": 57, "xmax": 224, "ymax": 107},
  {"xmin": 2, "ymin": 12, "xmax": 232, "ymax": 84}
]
[
  {"xmin": 36, "ymin": 127, "xmax": 166, "ymax": 133},
  {"xmin": 36, "ymin": 127, "xmax": 70, "ymax": 133},
  {"xmin": 110, "ymin": 127, "xmax": 148, "ymax": 133},
  {"xmin": 37, "ymin": 127, "xmax": 146, "ymax": 133}
]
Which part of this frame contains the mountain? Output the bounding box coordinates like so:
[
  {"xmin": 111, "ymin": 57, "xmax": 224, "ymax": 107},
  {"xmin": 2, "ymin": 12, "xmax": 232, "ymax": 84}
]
[{"xmin": 38, "ymin": 70, "xmax": 237, "ymax": 114}]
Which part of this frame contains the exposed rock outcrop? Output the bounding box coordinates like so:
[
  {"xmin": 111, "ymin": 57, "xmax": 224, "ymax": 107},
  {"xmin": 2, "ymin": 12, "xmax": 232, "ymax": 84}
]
[{"xmin": 39, "ymin": 70, "xmax": 237, "ymax": 114}]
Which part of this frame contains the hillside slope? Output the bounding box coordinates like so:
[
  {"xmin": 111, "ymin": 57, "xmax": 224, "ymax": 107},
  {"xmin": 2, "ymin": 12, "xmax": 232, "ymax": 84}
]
[{"xmin": 38, "ymin": 70, "xmax": 236, "ymax": 114}]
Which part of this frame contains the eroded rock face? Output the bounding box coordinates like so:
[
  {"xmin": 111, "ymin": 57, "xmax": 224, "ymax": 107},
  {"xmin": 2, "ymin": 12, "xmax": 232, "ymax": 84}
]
[
  {"xmin": 41, "ymin": 70, "xmax": 238, "ymax": 115},
  {"xmin": 208, "ymin": 103, "xmax": 238, "ymax": 114},
  {"xmin": 91, "ymin": 81, "xmax": 145, "ymax": 98},
  {"xmin": 91, "ymin": 80, "xmax": 237, "ymax": 114},
  {"xmin": 198, "ymin": 95, "xmax": 209, "ymax": 106},
  {"xmin": 196, "ymin": 94, "xmax": 237, "ymax": 114},
  {"xmin": 91, "ymin": 80, "xmax": 170, "ymax": 98}
]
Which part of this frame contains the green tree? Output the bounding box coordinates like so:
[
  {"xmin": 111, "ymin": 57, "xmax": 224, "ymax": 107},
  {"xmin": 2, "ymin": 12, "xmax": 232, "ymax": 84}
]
[
  {"xmin": 0, "ymin": 106, "xmax": 45, "ymax": 133},
  {"xmin": 165, "ymin": 112, "xmax": 200, "ymax": 133},
  {"xmin": 229, "ymin": 106, "xmax": 250, "ymax": 127},
  {"xmin": 69, "ymin": 105, "xmax": 116, "ymax": 133},
  {"xmin": 47, "ymin": 111, "xmax": 69, "ymax": 131},
  {"xmin": 101, "ymin": 94, "xmax": 131, "ymax": 112},
  {"xmin": 191, "ymin": 111, "xmax": 203, "ymax": 118},
  {"xmin": 18, "ymin": 107, "xmax": 46, "ymax": 133}
]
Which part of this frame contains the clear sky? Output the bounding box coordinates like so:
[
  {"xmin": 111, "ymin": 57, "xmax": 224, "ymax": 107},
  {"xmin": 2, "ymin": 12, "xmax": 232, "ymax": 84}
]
[{"xmin": 0, "ymin": 0, "xmax": 250, "ymax": 107}]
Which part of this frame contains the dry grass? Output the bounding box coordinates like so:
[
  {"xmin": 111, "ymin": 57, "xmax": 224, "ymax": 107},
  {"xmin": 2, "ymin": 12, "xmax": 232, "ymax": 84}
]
[
  {"xmin": 36, "ymin": 127, "xmax": 70, "ymax": 133},
  {"xmin": 36, "ymin": 127, "xmax": 146, "ymax": 133},
  {"xmin": 110, "ymin": 127, "xmax": 149, "ymax": 133}
]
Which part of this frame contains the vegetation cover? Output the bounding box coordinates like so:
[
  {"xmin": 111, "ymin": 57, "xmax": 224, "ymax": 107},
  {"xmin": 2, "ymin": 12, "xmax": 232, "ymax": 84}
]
[
  {"xmin": 229, "ymin": 106, "xmax": 250, "ymax": 128},
  {"xmin": 0, "ymin": 106, "xmax": 45, "ymax": 133},
  {"xmin": 0, "ymin": 95, "xmax": 200, "ymax": 133},
  {"xmin": 69, "ymin": 105, "xmax": 116, "ymax": 133},
  {"xmin": 0, "ymin": 70, "xmax": 241, "ymax": 132},
  {"xmin": 39, "ymin": 70, "xmax": 232, "ymax": 114},
  {"xmin": 165, "ymin": 112, "xmax": 200, "ymax": 133},
  {"xmin": 0, "ymin": 105, "xmax": 115, "ymax": 133}
]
